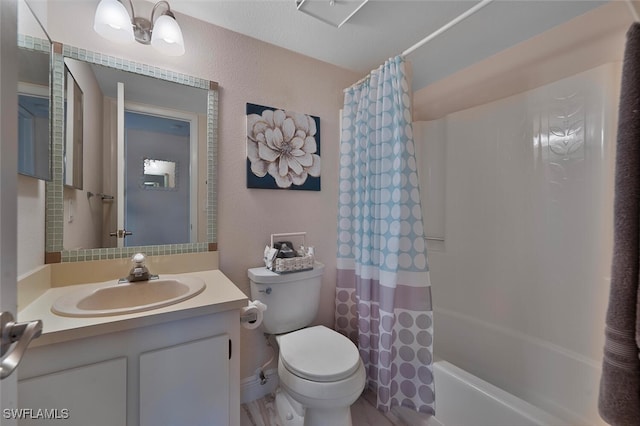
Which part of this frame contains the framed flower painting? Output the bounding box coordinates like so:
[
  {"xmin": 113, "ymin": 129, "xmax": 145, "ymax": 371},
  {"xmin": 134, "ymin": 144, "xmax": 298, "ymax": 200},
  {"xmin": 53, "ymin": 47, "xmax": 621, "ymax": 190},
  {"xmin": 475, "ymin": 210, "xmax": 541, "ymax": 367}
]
[{"xmin": 246, "ymin": 103, "xmax": 321, "ymax": 190}]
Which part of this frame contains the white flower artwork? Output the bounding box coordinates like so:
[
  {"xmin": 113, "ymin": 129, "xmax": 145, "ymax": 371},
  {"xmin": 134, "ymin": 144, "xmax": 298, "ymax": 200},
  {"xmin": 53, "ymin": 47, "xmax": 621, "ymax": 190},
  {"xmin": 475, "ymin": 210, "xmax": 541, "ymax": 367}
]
[{"xmin": 246, "ymin": 103, "xmax": 321, "ymax": 190}]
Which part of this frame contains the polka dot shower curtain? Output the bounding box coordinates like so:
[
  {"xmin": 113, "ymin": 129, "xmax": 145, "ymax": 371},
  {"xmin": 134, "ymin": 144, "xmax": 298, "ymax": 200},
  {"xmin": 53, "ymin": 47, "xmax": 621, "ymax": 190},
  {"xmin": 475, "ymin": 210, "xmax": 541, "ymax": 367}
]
[{"xmin": 335, "ymin": 56, "xmax": 435, "ymax": 415}]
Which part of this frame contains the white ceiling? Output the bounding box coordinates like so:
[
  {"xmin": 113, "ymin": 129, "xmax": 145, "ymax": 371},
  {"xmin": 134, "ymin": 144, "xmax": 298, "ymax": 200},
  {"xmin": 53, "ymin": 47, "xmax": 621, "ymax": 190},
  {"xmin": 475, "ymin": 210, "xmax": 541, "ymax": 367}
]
[{"xmin": 167, "ymin": 0, "xmax": 608, "ymax": 91}]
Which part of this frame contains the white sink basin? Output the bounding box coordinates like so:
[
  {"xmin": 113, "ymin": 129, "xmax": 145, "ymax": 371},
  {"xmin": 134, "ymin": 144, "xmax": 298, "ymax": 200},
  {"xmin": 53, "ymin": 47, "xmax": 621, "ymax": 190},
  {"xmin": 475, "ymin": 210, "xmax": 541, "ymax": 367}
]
[{"xmin": 51, "ymin": 275, "xmax": 206, "ymax": 317}]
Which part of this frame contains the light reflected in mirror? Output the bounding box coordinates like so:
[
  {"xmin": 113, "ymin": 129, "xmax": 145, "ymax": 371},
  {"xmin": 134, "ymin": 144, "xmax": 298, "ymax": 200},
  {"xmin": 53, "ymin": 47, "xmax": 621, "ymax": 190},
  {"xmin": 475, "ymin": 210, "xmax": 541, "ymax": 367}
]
[
  {"xmin": 143, "ymin": 159, "xmax": 176, "ymax": 189},
  {"xmin": 46, "ymin": 48, "xmax": 217, "ymax": 258}
]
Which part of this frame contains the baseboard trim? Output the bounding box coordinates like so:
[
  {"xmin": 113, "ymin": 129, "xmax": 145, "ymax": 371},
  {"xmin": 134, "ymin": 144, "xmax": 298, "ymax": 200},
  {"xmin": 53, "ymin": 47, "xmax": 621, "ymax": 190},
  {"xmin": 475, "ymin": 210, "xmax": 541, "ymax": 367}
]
[{"xmin": 241, "ymin": 368, "xmax": 279, "ymax": 404}]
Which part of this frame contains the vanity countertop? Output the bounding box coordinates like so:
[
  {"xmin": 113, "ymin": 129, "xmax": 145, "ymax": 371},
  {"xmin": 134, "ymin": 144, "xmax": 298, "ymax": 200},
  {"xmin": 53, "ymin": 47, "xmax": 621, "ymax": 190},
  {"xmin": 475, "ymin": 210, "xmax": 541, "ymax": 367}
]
[{"xmin": 19, "ymin": 269, "xmax": 248, "ymax": 348}]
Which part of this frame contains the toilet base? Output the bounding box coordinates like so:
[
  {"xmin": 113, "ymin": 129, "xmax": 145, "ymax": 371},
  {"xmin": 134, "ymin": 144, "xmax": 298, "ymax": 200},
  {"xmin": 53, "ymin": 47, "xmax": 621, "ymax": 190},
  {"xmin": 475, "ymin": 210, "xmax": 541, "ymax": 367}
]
[
  {"xmin": 303, "ymin": 405, "xmax": 353, "ymax": 426},
  {"xmin": 275, "ymin": 388, "xmax": 304, "ymax": 426},
  {"xmin": 274, "ymin": 387, "xmax": 354, "ymax": 426}
]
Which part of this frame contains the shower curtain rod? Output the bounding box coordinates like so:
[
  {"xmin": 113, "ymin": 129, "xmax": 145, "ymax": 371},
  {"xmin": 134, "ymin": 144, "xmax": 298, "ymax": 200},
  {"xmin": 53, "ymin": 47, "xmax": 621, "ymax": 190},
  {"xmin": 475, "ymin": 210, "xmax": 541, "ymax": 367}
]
[
  {"xmin": 345, "ymin": 0, "xmax": 494, "ymax": 90},
  {"xmin": 401, "ymin": 0, "xmax": 494, "ymax": 57},
  {"xmin": 399, "ymin": 0, "xmax": 640, "ymax": 56}
]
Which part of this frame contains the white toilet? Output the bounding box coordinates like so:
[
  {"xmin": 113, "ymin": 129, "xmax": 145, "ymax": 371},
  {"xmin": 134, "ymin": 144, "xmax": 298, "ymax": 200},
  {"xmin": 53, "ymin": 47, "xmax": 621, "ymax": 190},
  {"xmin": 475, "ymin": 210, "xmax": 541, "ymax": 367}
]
[{"xmin": 248, "ymin": 262, "xmax": 366, "ymax": 426}]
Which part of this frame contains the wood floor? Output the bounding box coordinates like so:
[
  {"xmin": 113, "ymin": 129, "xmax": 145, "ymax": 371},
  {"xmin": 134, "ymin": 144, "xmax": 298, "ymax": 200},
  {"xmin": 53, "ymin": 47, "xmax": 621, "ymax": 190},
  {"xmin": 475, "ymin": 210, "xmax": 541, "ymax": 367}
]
[{"xmin": 240, "ymin": 390, "xmax": 400, "ymax": 426}]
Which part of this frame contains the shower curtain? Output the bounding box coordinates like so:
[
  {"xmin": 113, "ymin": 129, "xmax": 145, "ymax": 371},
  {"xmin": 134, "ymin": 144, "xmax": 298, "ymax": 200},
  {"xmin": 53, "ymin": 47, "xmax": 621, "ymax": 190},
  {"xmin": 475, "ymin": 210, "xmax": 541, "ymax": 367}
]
[{"xmin": 335, "ymin": 55, "xmax": 435, "ymax": 415}]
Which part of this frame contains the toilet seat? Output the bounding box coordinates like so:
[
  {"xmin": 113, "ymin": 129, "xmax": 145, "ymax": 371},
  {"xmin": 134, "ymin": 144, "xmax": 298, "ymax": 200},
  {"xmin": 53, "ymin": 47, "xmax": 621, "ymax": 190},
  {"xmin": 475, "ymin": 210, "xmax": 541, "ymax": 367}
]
[{"xmin": 277, "ymin": 325, "xmax": 361, "ymax": 382}]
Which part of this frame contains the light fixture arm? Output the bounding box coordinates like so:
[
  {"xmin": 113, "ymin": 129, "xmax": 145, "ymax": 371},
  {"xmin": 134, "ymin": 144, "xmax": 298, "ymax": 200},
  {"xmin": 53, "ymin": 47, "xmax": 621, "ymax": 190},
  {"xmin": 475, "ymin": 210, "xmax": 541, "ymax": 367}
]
[
  {"xmin": 151, "ymin": 0, "xmax": 175, "ymax": 23},
  {"xmin": 118, "ymin": 0, "xmax": 136, "ymax": 24}
]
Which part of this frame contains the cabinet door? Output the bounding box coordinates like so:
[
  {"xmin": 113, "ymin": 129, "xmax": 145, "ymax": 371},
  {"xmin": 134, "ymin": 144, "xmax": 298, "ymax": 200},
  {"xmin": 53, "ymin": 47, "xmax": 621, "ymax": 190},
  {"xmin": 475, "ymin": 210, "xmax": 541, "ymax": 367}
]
[
  {"xmin": 139, "ymin": 334, "xmax": 229, "ymax": 426},
  {"xmin": 18, "ymin": 358, "xmax": 127, "ymax": 426}
]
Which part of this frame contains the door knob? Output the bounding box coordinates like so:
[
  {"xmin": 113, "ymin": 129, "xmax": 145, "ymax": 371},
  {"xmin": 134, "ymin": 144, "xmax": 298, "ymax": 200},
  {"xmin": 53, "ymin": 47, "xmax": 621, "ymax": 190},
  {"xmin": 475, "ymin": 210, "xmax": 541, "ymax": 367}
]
[
  {"xmin": 110, "ymin": 229, "xmax": 133, "ymax": 238},
  {"xmin": 0, "ymin": 312, "xmax": 42, "ymax": 379}
]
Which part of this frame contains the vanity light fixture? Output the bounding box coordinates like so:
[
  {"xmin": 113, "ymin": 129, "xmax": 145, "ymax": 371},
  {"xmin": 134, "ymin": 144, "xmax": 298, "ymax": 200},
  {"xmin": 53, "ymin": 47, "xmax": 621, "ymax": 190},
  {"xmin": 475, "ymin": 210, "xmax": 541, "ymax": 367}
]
[{"xmin": 93, "ymin": 0, "xmax": 185, "ymax": 56}]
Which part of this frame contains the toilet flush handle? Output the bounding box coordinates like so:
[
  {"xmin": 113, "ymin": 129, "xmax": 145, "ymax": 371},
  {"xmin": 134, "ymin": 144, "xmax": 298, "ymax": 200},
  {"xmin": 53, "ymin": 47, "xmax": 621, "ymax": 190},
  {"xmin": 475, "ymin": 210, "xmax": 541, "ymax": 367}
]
[{"xmin": 259, "ymin": 287, "xmax": 272, "ymax": 295}]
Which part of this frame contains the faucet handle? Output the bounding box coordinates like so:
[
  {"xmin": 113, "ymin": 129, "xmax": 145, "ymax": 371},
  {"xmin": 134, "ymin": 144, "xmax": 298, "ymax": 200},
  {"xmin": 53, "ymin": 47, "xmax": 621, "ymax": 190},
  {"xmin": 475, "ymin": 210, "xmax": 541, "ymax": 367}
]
[
  {"xmin": 127, "ymin": 253, "xmax": 150, "ymax": 282},
  {"xmin": 132, "ymin": 253, "xmax": 146, "ymax": 265}
]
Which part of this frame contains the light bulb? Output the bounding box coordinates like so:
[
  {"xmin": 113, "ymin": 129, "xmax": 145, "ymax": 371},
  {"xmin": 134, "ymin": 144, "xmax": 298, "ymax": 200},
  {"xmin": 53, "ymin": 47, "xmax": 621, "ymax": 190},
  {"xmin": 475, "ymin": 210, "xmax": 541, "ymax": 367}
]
[
  {"xmin": 151, "ymin": 14, "xmax": 185, "ymax": 56},
  {"xmin": 93, "ymin": 0, "xmax": 134, "ymax": 44}
]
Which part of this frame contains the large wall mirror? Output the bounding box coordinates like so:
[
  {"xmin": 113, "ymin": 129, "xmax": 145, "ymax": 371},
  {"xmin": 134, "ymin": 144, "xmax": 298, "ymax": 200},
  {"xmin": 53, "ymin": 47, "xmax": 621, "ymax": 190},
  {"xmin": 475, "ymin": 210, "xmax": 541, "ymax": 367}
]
[
  {"xmin": 45, "ymin": 45, "xmax": 218, "ymax": 262},
  {"xmin": 17, "ymin": 0, "xmax": 51, "ymax": 181}
]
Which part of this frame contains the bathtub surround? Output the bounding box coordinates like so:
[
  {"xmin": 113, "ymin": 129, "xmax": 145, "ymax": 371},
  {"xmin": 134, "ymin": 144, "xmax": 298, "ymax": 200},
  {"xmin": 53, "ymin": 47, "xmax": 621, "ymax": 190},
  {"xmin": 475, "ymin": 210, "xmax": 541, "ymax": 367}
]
[
  {"xmin": 336, "ymin": 56, "xmax": 434, "ymax": 415},
  {"xmin": 599, "ymin": 22, "xmax": 640, "ymax": 425},
  {"xmin": 416, "ymin": 62, "xmax": 619, "ymax": 424},
  {"xmin": 407, "ymin": 3, "xmax": 632, "ymax": 423}
]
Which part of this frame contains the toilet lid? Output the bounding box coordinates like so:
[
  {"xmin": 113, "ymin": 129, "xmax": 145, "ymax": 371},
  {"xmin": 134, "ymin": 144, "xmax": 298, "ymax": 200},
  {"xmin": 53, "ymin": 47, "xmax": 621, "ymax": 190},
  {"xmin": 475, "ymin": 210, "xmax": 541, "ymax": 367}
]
[{"xmin": 278, "ymin": 325, "xmax": 361, "ymax": 382}]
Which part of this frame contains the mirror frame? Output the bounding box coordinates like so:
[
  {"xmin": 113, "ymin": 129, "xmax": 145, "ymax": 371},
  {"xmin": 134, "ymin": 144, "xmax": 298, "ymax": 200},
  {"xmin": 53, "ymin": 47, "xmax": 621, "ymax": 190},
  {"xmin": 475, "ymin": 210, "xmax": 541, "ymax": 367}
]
[
  {"xmin": 17, "ymin": 34, "xmax": 52, "ymax": 182},
  {"xmin": 45, "ymin": 42, "xmax": 218, "ymax": 263}
]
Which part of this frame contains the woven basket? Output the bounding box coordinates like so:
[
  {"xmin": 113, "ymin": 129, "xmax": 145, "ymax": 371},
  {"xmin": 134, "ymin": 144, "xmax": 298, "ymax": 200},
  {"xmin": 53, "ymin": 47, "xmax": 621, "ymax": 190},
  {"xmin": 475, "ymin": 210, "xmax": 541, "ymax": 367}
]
[{"xmin": 268, "ymin": 232, "xmax": 314, "ymax": 273}]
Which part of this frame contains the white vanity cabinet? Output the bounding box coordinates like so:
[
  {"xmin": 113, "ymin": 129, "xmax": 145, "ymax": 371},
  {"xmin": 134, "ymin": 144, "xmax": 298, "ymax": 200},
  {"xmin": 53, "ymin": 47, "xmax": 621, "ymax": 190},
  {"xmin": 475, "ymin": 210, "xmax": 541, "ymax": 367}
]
[
  {"xmin": 139, "ymin": 334, "xmax": 230, "ymax": 426},
  {"xmin": 18, "ymin": 357, "xmax": 127, "ymax": 426},
  {"xmin": 16, "ymin": 309, "xmax": 240, "ymax": 426}
]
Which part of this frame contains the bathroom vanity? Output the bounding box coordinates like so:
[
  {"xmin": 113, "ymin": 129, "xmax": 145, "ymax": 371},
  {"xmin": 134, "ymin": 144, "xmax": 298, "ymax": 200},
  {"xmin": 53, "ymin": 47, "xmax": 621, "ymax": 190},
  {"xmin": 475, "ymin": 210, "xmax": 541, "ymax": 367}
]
[{"xmin": 16, "ymin": 266, "xmax": 247, "ymax": 426}]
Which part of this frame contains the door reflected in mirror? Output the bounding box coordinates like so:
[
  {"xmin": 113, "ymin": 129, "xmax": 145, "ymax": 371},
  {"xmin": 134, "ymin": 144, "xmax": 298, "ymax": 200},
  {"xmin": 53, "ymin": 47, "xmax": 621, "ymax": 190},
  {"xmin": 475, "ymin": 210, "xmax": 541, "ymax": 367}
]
[
  {"xmin": 17, "ymin": 0, "xmax": 52, "ymax": 182},
  {"xmin": 18, "ymin": 93, "xmax": 49, "ymax": 179},
  {"xmin": 64, "ymin": 65, "xmax": 83, "ymax": 189},
  {"xmin": 125, "ymin": 109, "xmax": 193, "ymax": 247},
  {"xmin": 17, "ymin": 47, "xmax": 50, "ymax": 181}
]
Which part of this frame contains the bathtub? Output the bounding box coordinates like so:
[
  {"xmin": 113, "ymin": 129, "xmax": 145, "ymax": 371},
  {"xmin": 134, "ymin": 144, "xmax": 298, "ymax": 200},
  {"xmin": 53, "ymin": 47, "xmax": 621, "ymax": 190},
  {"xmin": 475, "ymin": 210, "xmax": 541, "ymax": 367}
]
[{"xmin": 393, "ymin": 361, "xmax": 567, "ymax": 426}]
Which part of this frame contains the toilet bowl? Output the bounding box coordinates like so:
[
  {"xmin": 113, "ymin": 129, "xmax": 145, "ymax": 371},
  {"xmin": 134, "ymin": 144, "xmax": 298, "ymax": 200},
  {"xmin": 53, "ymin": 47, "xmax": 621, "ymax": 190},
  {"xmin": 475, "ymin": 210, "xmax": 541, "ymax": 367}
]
[
  {"xmin": 275, "ymin": 326, "xmax": 366, "ymax": 426},
  {"xmin": 248, "ymin": 264, "xmax": 366, "ymax": 426}
]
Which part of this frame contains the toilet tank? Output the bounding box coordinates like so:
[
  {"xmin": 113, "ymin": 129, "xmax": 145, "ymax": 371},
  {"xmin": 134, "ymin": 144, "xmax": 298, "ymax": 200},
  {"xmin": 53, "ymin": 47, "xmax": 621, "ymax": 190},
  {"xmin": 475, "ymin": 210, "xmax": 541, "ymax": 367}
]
[{"xmin": 248, "ymin": 262, "xmax": 324, "ymax": 334}]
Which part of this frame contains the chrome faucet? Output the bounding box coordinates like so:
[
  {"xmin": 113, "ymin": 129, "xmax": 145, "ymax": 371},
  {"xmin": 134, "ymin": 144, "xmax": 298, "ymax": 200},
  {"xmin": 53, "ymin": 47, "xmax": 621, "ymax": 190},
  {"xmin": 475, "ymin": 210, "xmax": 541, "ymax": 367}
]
[{"xmin": 124, "ymin": 253, "xmax": 152, "ymax": 282}]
